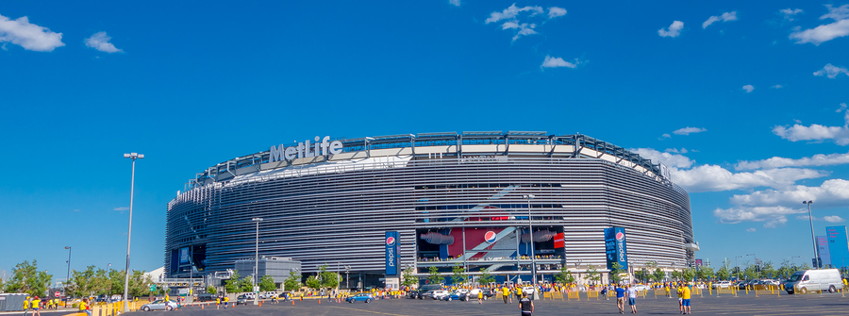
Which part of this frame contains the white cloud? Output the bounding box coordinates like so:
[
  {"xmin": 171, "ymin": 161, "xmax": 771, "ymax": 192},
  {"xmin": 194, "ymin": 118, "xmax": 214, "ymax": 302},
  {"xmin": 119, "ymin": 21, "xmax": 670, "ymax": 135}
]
[
  {"xmin": 813, "ymin": 63, "xmax": 849, "ymax": 79},
  {"xmin": 781, "ymin": 8, "xmax": 803, "ymax": 21},
  {"xmin": 0, "ymin": 14, "xmax": 64, "ymax": 51},
  {"xmin": 736, "ymin": 152, "xmax": 849, "ymax": 170},
  {"xmin": 665, "ymin": 148, "xmax": 689, "ymax": 154},
  {"xmin": 113, "ymin": 206, "xmax": 129, "ymax": 211},
  {"xmin": 821, "ymin": 4, "xmax": 849, "ymax": 21},
  {"xmin": 85, "ymin": 32, "xmax": 122, "ymax": 53},
  {"xmin": 548, "ymin": 7, "xmax": 567, "ymax": 19},
  {"xmin": 772, "ymin": 111, "xmax": 849, "ymax": 145},
  {"xmin": 772, "ymin": 84, "xmax": 784, "ymax": 89},
  {"xmin": 632, "ymin": 148, "xmax": 694, "ymax": 169},
  {"xmin": 661, "ymin": 133, "xmax": 671, "ymax": 138},
  {"xmin": 838, "ymin": 103, "xmax": 848, "ymax": 113},
  {"xmin": 486, "ymin": 4, "xmax": 563, "ymax": 41},
  {"xmin": 746, "ymin": 227, "xmax": 757, "ymax": 232},
  {"xmin": 742, "ymin": 84, "xmax": 755, "ymax": 93},
  {"xmin": 658, "ymin": 20, "xmax": 684, "ymax": 38},
  {"xmin": 541, "ymin": 55, "xmax": 577, "ymax": 69},
  {"xmin": 714, "ymin": 205, "xmax": 804, "ymax": 228},
  {"xmin": 730, "ymin": 179, "xmax": 849, "ymax": 207},
  {"xmin": 824, "ymin": 215, "xmax": 845, "ymax": 223},
  {"xmin": 671, "ymin": 165, "xmax": 826, "ymax": 192},
  {"xmin": 790, "ymin": 5, "xmax": 849, "ymax": 45},
  {"xmin": 703, "ymin": 11, "xmax": 738, "ymax": 29},
  {"xmin": 449, "ymin": 0, "xmax": 461, "ymax": 7},
  {"xmin": 673, "ymin": 127, "xmax": 707, "ymax": 135}
]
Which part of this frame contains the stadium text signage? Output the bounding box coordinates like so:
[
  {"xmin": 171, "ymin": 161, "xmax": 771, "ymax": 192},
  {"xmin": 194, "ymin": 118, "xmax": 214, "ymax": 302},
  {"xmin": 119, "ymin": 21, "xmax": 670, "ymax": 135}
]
[
  {"xmin": 604, "ymin": 227, "xmax": 629, "ymax": 270},
  {"xmin": 385, "ymin": 231, "xmax": 400, "ymax": 276},
  {"xmin": 269, "ymin": 136, "xmax": 343, "ymax": 163}
]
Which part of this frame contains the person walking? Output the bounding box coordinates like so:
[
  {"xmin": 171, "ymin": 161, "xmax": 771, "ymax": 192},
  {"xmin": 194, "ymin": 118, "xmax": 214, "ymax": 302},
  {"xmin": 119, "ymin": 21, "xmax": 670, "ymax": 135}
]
[
  {"xmin": 502, "ymin": 286, "xmax": 511, "ymax": 304},
  {"xmin": 22, "ymin": 297, "xmax": 30, "ymax": 316},
  {"xmin": 676, "ymin": 283, "xmax": 684, "ymax": 314},
  {"xmin": 615, "ymin": 285, "xmax": 626, "ymax": 314},
  {"xmin": 518, "ymin": 293, "xmax": 534, "ymax": 316},
  {"xmin": 79, "ymin": 298, "xmax": 91, "ymax": 316},
  {"xmin": 30, "ymin": 296, "xmax": 41, "ymax": 316},
  {"xmin": 477, "ymin": 289, "xmax": 484, "ymax": 304},
  {"xmin": 215, "ymin": 297, "xmax": 221, "ymax": 310},
  {"xmin": 627, "ymin": 285, "xmax": 638, "ymax": 314},
  {"xmin": 680, "ymin": 285, "xmax": 692, "ymax": 315}
]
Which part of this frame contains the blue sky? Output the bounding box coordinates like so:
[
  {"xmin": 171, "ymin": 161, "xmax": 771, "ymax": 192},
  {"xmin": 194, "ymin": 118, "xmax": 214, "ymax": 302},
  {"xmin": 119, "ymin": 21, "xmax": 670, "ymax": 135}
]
[{"xmin": 2, "ymin": 0, "xmax": 849, "ymax": 280}]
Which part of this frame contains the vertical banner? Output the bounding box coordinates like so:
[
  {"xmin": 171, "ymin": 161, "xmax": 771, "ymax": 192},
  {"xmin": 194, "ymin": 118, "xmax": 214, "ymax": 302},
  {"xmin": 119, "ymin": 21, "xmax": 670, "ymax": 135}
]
[
  {"xmin": 385, "ymin": 231, "xmax": 400, "ymax": 275},
  {"xmin": 604, "ymin": 227, "xmax": 629, "ymax": 270},
  {"xmin": 553, "ymin": 232, "xmax": 565, "ymax": 249}
]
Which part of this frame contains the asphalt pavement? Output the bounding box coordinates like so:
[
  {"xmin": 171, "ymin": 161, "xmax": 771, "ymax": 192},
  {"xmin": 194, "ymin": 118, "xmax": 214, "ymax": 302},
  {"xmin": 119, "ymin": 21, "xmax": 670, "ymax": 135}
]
[{"xmin": 124, "ymin": 293, "xmax": 849, "ymax": 316}]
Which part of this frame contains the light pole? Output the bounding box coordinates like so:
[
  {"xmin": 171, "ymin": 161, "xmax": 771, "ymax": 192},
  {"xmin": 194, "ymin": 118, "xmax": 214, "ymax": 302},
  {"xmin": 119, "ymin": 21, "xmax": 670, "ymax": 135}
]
[
  {"xmin": 122, "ymin": 152, "xmax": 143, "ymax": 312},
  {"xmin": 523, "ymin": 194, "xmax": 537, "ymax": 299},
  {"xmin": 803, "ymin": 201, "xmax": 820, "ymax": 268},
  {"xmin": 252, "ymin": 217, "xmax": 263, "ymax": 306},
  {"xmin": 345, "ymin": 265, "xmax": 350, "ymax": 290},
  {"xmin": 64, "ymin": 246, "xmax": 72, "ymax": 294}
]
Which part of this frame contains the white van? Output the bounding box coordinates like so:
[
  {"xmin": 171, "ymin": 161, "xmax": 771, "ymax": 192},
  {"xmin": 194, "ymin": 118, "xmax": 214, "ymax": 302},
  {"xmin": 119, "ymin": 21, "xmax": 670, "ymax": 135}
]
[{"xmin": 784, "ymin": 269, "xmax": 844, "ymax": 294}]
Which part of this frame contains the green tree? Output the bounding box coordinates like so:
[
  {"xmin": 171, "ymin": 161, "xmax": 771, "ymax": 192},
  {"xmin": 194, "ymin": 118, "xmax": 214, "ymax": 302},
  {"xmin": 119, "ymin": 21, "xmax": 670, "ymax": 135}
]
[
  {"xmin": 305, "ymin": 275, "xmax": 321, "ymax": 290},
  {"xmin": 696, "ymin": 267, "xmax": 715, "ymax": 281},
  {"xmin": 716, "ymin": 266, "xmax": 731, "ymax": 280},
  {"xmin": 427, "ymin": 266, "xmax": 442, "ymax": 285},
  {"xmin": 283, "ymin": 270, "xmax": 302, "ymax": 291},
  {"xmin": 760, "ymin": 262, "xmax": 776, "ymax": 279},
  {"xmin": 670, "ymin": 270, "xmax": 683, "ymax": 281},
  {"xmin": 451, "ymin": 264, "xmax": 466, "ymax": 285},
  {"xmin": 478, "ymin": 270, "xmax": 495, "ymax": 285},
  {"xmin": 609, "ymin": 262, "xmax": 624, "ymax": 284},
  {"xmin": 743, "ymin": 264, "xmax": 759, "ymax": 280},
  {"xmin": 652, "ymin": 268, "xmax": 666, "ymax": 282},
  {"xmin": 259, "ymin": 275, "xmax": 277, "ymax": 291},
  {"xmin": 401, "ymin": 267, "xmax": 419, "ymax": 287},
  {"xmin": 206, "ymin": 286, "xmax": 217, "ymax": 294},
  {"xmin": 634, "ymin": 267, "xmax": 649, "ymax": 283},
  {"xmin": 4, "ymin": 260, "xmax": 53, "ymax": 297},
  {"xmin": 586, "ymin": 265, "xmax": 601, "ymax": 284},
  {"xmin": 681, "ymin": 268, "xmax": 696, "ymax": 281},
  {"xmin": 224, "ymin": 271, "xmax": 242, "ymax": 294},
  {"xmin": 317, "ymin": 265, "xmax": 339, "ymax": 289},
  {"xmin": 239, "ymin": 276, "xmax": 254, "ymax": 292},
  {"xmin": 554, "ymin": 266, "xmax": 576, "ymax": 284}
]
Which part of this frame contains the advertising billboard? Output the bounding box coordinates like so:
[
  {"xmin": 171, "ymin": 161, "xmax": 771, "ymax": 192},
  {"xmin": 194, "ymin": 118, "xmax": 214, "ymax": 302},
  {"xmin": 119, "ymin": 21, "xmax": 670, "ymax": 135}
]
[
  {"xmin": 826, "ymin": 226, "xmax": 849, "ymax": 268},
  {"xmin": 385, "ymin": 231, "xmax": 400, "ymax": 276},
  {"xmin": 604, "ymin": 227, "xmax": 629, "ymax": 270}
]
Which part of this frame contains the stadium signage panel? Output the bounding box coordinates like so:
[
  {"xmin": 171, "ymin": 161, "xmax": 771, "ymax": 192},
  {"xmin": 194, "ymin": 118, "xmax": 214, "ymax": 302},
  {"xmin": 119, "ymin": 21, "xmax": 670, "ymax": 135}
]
[
  {"xmin": 604, "ymin": 227, "xmax": 629, "ymax": 270},
  {"xmin": 385, "ymin": 231, "xmax": 400, "ymax": 276},
  {"xmin": 269, "ymin": 136, "xmax": 343, "ymax": 163}
]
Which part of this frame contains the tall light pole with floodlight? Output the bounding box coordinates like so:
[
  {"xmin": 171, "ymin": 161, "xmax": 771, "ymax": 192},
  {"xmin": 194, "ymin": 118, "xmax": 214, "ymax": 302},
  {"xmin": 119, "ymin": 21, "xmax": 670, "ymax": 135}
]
[
  {"xmin": 64, "ymin": 246, "xmax": 72, "ymax": 294},
  {"xmin": 523, "ymin": 194, "xmax": 537, "ymax": 299},
  {"xmin": 252, "ymin": 217, "xmax": 263, "ymax": 305},
  {"xmin": 122, "ymin": 152, "xmax": 143, "ymax": 312},
  {"xmin": 803, "ymin": 201, "xmax": 820, "ymax": 268}
]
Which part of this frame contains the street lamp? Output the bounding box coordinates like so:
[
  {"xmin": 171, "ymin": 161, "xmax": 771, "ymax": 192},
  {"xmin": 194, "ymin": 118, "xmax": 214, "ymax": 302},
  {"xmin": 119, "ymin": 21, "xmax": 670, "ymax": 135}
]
[
  {"xmin": 522, "ymin": 194, "xmax": 537, "ymax": 299},
  {"xmin": 122, "ymin": 152, "xmax": 143, "ymax": 312},
  {"xmin": 252, "ymin": 217, "xmax": 263, "ymax": 306},
  {"xmin": 803, "ymin": 201, "xmax": 820, "ymax": 268},
  {"xmin": 345, "ymin": 265, "xmax": 351, "ymax": 290},
  {"xmin": 64, "ymin": 246, "xmax": 72, "ymax": 294}
]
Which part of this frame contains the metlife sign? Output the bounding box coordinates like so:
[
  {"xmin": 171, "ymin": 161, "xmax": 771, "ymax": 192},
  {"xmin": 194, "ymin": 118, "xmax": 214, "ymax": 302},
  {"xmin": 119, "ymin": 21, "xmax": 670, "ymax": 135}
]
[
  {"xmin": 604, "ymin": 227, "xmax": 629, "ymax": 271},
  {"xmin": 269, "ymin": 136, "xmax": 344, "ymax": 163},
  {"xmin": 385, "ymin": 231, "xmax": 400, "ymax": 276}
]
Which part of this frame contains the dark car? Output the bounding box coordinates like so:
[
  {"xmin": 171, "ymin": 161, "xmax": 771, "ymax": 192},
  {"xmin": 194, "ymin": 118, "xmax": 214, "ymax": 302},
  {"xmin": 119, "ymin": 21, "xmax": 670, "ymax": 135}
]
[
  {"xmin": 196, "ymin": 293, "xmax": 216, "ymax": 302},
  {"xmin": 236, "ymin": 295, "xmax": 249, "ymax": 305},
  {"xmin": 406, "ymin": 290, "xmax": 422, "ymax": 299}
]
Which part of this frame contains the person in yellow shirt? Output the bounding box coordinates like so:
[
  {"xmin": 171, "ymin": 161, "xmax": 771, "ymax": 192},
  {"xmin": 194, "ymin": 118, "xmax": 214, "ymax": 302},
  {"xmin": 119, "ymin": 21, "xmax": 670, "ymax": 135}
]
[
  {"xmin": 79, "ymin": 298, "xmax": 91, "ymax": 316},
  {"xmin": 681, "ymin": 285, "xmax": 692, "ymax": 315},
  {"xmin": 215, "ymin": 297, "xmax": 221, "ymax": 309},
  {"xmin": 502, "ymin": 286, "xmax": 511, "ymax": 304},
  {"xmin": 223, "ymin": 296, "xmax": 229, "ymax": 309},
  {"xmin": 31, "ymin": 296, "xmax": 41, "ymax": 316},
  {"xmin": 676, "ymin": 284, "xmax": 684, "ymax": 314},
  {"xmin": 23, "ymin": 297, "xmax": 30, "ymax": 315}
]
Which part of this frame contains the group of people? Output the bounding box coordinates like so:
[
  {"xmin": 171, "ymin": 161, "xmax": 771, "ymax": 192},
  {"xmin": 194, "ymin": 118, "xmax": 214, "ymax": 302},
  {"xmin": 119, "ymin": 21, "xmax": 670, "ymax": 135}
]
[
  {"xmin": 611, "ymin": 283, "xmax": 693, "ymax": 315},
  {"xmin": 21, "ymin": 296, "xmax": 64, "ymax": 315}
]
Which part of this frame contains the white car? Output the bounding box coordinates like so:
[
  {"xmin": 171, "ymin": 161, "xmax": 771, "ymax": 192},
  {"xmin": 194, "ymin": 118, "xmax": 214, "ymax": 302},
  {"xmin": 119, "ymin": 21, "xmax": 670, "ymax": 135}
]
[
  {"xmin": 431, "ymin": 290, "xmax": 450, "ymax": 300},
  {"xmin": 632, "ymin": 284, "xmax": 651, "ymax": 291},
  {"xmin": 713, "ymin": 281, "xmax": 733, "ymax": 289},
  {"xmin": 521, "ymin": 286, "xmax": 536, "ymax": 295},
  {"xmin": 140, "ymin": 300, "xmax": 179, "ymax": 311}
]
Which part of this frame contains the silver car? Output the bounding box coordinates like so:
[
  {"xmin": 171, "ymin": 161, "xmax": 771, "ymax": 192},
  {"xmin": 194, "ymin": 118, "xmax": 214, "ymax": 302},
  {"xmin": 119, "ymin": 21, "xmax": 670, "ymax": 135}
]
[{"xmin": 140, "ymin": 299, "xmax": 179, "ymax": 311}]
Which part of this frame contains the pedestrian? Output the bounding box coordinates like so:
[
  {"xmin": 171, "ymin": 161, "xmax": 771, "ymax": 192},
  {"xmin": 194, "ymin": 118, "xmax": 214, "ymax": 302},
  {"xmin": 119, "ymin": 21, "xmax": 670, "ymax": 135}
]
[
  {"xmin": 601, "ymin": 286, "xmax": 608, "ymax": 300},
  {"xmin": 215, "ymin": 297, "xmax": 220, "ymax": 309},
  {"xmin": 681, "ymin": 285, "xmax": 692, "ymax": 315},
  {"xmin": 79, "ymin": 298, "xmax": 91, "ymax": 316},
  {"xmin": 627, "ymin": 284, "xmax": 638, "ymax": 314},
  {"xmin": 518, "ymin": 293, "xmax": 534, "ymax": 316},
  {"xmin": 676, "ymin": 283, "xmax": 684, "ymax": 314},
  {"xmin": 502, "ymin": 286, "xmax": 511, "ymax": 304},
  {"xmin": 30, "ymin": 296, "xmax": 41, "ymax": 316},
  {"xmin": 223, "ymin": 295, "xmax": 229, "ymax": 309},
  {"xmin": 22, "ymin": 297, "xmax": 30, "ymax": 316},
  {"xmin": 614, "ymin": 285, "xmax": 626, "ymax": 314},
  {"xmin": 478, "ymin": 290, "xmax": 483, "ymax": 304}
]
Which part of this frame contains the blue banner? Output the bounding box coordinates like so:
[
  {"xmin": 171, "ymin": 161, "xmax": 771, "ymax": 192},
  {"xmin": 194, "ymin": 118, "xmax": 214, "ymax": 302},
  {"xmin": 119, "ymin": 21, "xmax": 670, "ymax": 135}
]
[
  {"xmin": 385, "ymin": 231, "xmax": 400, "ymax": 275},
  {"xmin": 604, "ymin": 227, "xmax": 629, "ymax": 271}
]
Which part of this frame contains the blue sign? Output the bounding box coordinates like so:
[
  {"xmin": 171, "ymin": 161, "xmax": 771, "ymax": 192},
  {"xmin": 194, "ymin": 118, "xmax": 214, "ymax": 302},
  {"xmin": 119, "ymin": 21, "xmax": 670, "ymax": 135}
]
[
  {"xmin": 826, "ymin": 226, "xmax": 849, "ymax": 268},
  {"xmin": 385, "ymin": 231, "xmax": 400, "ymax": 275},
  {"xmin": 604, "ymin": 227, "xmax": 629, "ymax": 271}
]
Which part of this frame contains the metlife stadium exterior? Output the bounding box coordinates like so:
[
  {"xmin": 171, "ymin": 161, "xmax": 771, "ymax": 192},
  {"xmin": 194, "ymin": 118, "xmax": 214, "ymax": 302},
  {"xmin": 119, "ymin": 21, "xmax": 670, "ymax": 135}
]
[{"xmin": 165, "ymin": 131, "xmax": 696, "ymax": 288}]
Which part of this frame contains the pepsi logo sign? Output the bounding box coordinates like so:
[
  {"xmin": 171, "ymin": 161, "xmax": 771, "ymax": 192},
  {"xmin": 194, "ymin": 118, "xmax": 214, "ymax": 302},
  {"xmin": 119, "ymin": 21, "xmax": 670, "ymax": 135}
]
[
  {"xmin": 615, "ymin": 232, "xmax": 625, "ymax": 240},
  {"xmin": 484, "ymin": 231, "xmax": 497, "ymax": 243},
  {"xmin": 386, "ymin": 236, "xmax": 396, "ymax": 245}
]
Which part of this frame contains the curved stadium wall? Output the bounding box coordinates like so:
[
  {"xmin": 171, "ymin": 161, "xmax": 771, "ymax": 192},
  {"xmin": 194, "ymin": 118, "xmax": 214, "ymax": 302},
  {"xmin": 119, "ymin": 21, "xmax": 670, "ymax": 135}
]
[{"xmin": 165, "ymin": 132, "xmax": 694, "ymax": 286}]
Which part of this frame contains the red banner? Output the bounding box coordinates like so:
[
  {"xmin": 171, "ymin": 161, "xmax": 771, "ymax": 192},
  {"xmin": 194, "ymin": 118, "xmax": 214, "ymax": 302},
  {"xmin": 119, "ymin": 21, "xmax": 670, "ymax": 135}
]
[{"xmin": 553, "ymin": 232, "xmax": 565, "ymax": 248}]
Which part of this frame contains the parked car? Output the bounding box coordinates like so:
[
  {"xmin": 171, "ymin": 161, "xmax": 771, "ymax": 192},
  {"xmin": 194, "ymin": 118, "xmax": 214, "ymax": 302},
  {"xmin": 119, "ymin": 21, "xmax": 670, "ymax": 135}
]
[
  {"xmin": 236, "ymin": 295, "xmax": 249, "ymax": 305},
  {"xmin": 406, "ymin": 290, "xmax": 422, "ymax": 299},
  {"xmin": 712, "ymin": 281, "xmax": 733, "ymax": 289},
  {"xmin": 441, "ymin": 290, "xmax": 468, "ymax": 301},
  {"xmin": 196, "ymin": 293, "xmax": 216, "ymax": 302},
  {"xmin": 430, "ymin": 290, "xmax": 450, "ymax": 300},
  {"xmin": 784, "ymin": 269, "xmax": 844, "ymax": 294},
  {"xmin": 345, "ymin": 293, "xmax": 374, "ymax": 303},
  {"xmin": 139, "ymin": 300, "xmax": 179, "ymax": 311},
  {"xmin": 632, "ymin": 284, "xmax": 651, "ymax": 292}
]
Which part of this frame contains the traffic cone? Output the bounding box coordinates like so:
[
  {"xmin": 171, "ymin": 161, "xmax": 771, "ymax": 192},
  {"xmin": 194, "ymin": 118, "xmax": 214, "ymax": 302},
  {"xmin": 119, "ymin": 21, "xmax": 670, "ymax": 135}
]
[
  {"xmin": 291, "ymin": 300, "xmax": 295, "ymax": 305},
  {"xmin": 318, "ymin": 299, "xmax": 321, "ymax": 304}
]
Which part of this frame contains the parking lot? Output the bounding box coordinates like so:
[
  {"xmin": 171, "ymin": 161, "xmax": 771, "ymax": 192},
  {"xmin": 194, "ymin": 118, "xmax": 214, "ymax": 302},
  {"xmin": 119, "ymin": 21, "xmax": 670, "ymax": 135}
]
[{"xmin": 127, "ymin": 293, "xmax": 849, "ymax": 316}]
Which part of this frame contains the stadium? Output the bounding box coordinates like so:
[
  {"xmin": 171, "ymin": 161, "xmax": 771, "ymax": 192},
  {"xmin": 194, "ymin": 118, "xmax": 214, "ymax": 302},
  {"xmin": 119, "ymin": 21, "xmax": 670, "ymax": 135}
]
[{"xmin": 165, "ymin": 131, "xmax": 696, "ymax": 288}]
